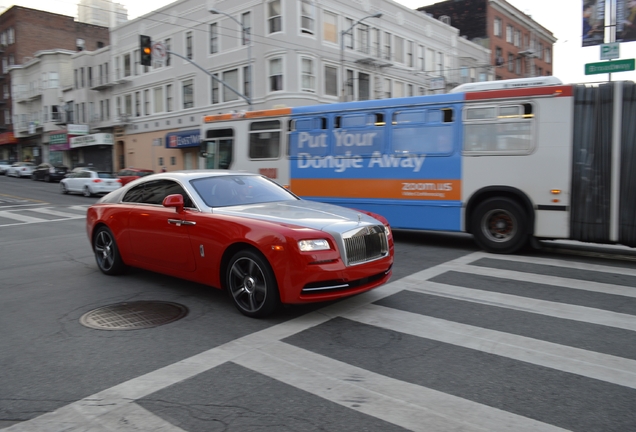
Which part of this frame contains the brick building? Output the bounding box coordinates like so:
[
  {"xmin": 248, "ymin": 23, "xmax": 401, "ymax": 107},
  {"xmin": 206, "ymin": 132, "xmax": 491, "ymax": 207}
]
[
  {"xmin": 0, "ymin": 6, "xmax": 109, "ymax": 162},
  {"xmin": 419, "ymin": 0, "xmax": 556, "ymax": 80}
]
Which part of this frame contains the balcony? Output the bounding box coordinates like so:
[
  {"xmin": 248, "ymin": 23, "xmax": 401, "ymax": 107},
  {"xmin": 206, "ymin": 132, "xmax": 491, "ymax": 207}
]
[{"xmin": 90, "ymin": 75, "xmax": 115, "ymax": 91}]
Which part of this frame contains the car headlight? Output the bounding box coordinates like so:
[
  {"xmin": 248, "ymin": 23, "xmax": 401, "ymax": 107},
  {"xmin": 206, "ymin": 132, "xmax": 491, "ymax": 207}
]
[
  {"xmin": 298, "ymin": 239, "xmax": 330, "ymax": 251},
  {"xmin": 384, "ymin": 224, "xmax": 391, "ymax": 237}
]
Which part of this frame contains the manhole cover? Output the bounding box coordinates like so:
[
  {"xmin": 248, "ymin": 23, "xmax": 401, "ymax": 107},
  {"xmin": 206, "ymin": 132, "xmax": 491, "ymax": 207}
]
[{"xmin": 80, "ymin": 301, "xmax": 188, "ymax": 330}]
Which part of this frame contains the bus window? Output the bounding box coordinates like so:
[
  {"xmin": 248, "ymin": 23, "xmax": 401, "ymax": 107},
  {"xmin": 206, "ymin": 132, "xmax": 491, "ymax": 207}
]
[
  {"xmin": 249, "ymin": 120, "xmax": 281, "ymax": 159},
  {"xmin": 203, "ymin": 128, "xmax": 234, "ymax": 169},
  {"xmin": 463, "ymin": 103, "xmax": 534, "ymax": 154}
]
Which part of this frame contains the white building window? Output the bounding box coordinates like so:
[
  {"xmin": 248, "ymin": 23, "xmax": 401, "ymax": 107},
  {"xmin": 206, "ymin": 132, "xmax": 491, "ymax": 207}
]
[
  {"xmin": 186, "ymin": 31, "xmax": 193, "ymax": 60},
  {"xmin": 357, "ymin": 24, "xmax": 369, "ymax": 54},
  {"xmin": 211, "ymin": 74, "xmax": 219, "ymax": 104},
  {"xmin": 394, "ymin": 36, "xmax": 404, "ymax": 64},
  {"xmin": 506, "ymin": 25, "xmax": 513, "ymax": 43},
  {"xmin": 182, "ymin": 79, "xmax": 194, "ymax": 108},
  {"xmin": 223, "ymin": 69, "xmax": 239, "ymax": 102},
  {"xmin": 124, "ymin": 54, "xmax": 131, "ymax": 77},
  {"xmin": 384, "ymin": 32, "xmax": 391, "ymax": 61},
  {"xmin": 323, "ymin": 11, "xmax": 337, "ymax": 43},
  {"xmin": 144, "ymin": 89, "xmax": 150, "ymax": 116},
  {"xmin": 166, "ymin": 84, "xmax": 173, "ymax": 112},
  {"xmin": 301, "ymin": 57, "xmax": 315, "ymax": 92},
  {"xmin": 154, "ymin": 87, "xmax": 164, "ymax": 113},
  {"xmin": 210, "ymin": 23, "xmax": 218, "ymax": 54},
  {"xmin": 494, "ymin": 17, "xmax": 502, "ymax": 37},
  {"xmin": 49, "ymin": 72, "xmax": 59, "ymax": 88},
  {"xmin": 300, "ymin": 0, "xmax": 314, "ymax": 35},
  {"xmin": 165, "ymin": 39, "xmax": 171, "ymax": 66},
  {"xmin": 268, "ymin": 0, "xmax": 282, "ymax": 34},
  {"xmin": 269, "ymin": 58, "xmax": 283, "ymax": 91},
  {"xmin": 324, "ymin": 65, "xmax": 338, "ymax": 96},
  {"xmin": 242, "ymin": 12, "xmax": 251, "ymax": 45}
]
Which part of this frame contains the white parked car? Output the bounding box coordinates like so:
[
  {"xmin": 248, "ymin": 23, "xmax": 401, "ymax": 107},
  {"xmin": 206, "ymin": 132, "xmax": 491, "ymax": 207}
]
[
  {"xmin": 60, "ymin": 170, "xmax": 122, "ymax": 197},
  {"xmin": 0, "ymin": 160, "xmax": 12, "ymax": 175},
  {"xmin": 6, "ymin": 162, "xmax": 36, "ymax": 178}
]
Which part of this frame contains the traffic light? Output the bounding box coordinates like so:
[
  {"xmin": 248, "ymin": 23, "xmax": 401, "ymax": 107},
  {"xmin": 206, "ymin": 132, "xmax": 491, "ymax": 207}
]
[{"xmin": 140, "ymin": 35, "xmax": 152, "ymax": 66}]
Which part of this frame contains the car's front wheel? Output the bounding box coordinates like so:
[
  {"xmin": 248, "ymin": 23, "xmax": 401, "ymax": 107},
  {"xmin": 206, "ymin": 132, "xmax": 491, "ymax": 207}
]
[
  {"xmin": 226, "ymin": 249, "xmax": 280, "ymax": 318},
  {"xmin": 93, "ymin": 226, "xmax": 126, "ymax": 275}
]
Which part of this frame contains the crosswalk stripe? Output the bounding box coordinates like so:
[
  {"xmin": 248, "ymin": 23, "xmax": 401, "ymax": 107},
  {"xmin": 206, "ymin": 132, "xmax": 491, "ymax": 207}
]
[
  {"xmin": 446, "ymin": 264, "xmax": 636, "ymax": 298},
  {"xmin": 404, "ymin": 280, "xmax": 636, "ymax": 332},
  {"xmin": 345, "ymin": 304, "xmax": 636, "ymax": 389},
  {"xmin": 474, "ymin": 252, "xmax": 636, "ymax": 277},
  {"xmin": 25, "ymin": 207, "xmax": 86, "ymax": 219},
  {"xmin": 0, "ymin": 210, "xmax": 46, "ymax": 223},
  {"xmin": 236, "ymin": 341, "xmax": 569, "ymax": 432}
]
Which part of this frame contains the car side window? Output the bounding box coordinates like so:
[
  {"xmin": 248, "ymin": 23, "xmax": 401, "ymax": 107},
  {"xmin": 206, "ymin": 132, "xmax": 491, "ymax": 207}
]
[
  {"xmin": 123, "ymin": 184, "xmax": 146, "ymax": 202},
  {"xmin": 123, "ymin": 180, "xmax": 194, "ymax": 208}
]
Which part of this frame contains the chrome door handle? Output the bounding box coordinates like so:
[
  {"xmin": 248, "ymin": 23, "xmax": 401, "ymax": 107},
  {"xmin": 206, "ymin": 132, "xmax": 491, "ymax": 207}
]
[{"xmin": 167, "ymin": 219, "xmax": 196, "ymax": 226}]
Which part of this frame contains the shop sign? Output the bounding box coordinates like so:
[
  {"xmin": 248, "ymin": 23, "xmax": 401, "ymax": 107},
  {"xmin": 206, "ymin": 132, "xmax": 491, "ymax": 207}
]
[
  {"xmin": 67, "ymin": 124, "xmax": 90, "ymax": 135},
  {"xmin": 50, "ymin": 133, "xmax": 68, "ymax": 144},
  {"xmin": 165, "ymin": 129, "xmax": 201, "ymax": 148},
  {"xmin": 70, "ymin": 133, "xmax": 114, "ymax": 148},
  {"xmin": 0, "ymin": 132, "xmax": 17, "ymax": 145}
]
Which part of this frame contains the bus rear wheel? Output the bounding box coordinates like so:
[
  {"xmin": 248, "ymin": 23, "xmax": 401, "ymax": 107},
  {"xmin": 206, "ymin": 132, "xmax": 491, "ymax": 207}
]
[{"xmin": 471, "ymin": 197, "xmax": 528, "ymax": 254}]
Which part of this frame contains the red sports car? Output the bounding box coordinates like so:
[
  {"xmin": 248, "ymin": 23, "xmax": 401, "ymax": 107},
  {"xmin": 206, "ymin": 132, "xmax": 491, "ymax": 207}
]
[{"xmin": 86, "ymin": 170, "xmax": 394, "ymax": 317}]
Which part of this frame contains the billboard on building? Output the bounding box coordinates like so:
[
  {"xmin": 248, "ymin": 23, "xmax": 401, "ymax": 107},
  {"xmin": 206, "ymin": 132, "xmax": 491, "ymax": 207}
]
[
  {"xmin": 618, "ymin": 0, "xmax": 636, "ymax": 42},
  {"xmin": 583, "ymin": 0, "xmax": 606, "ymax": 46}
]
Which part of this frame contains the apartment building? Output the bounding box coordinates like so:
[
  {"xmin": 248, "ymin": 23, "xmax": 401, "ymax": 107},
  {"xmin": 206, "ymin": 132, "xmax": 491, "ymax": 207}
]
[
  {"xmin": 419, "ymin": 0, "xmax": 556, "ymax": 80},
  {"xmin": 78, "ymin": 0, "xmax": 128, "ymax": 28},
  {"xmin": 0, "ymin": 6, "xmax": 109, "ymax": 163},
  {"xmin": 84, "ymin": 0, "xmax": 491, "ymax": 172}
]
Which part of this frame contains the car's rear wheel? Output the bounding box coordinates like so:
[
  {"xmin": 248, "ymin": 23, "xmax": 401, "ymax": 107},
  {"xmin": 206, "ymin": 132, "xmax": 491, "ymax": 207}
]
[
  {"xmin": 93, "ymin": 226, "xmax": 126, "ymax": 275},
  {"xmin": 226, "ymin": 249, "xmax": 280, "ymax": 318},
  {"xmin": 31, "ymin": 173, "xmax": 37, "ymax": 180},
  {"xmin": 45, "ymin": 174, "xmax": 51, "ymax": 182},
  {"xmin": 83, "ymin": 186, "xmax": 93, "ymax": 197},
  {"xmin": 60, "ymin": 183, "xmax": 68, "ymax": 194}
]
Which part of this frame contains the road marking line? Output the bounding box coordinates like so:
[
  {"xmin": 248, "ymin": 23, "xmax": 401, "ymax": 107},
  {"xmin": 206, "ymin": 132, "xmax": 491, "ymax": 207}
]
[
  {"xmin": 1, "ymin": 252, "xmax": 484, "ymax": 432},
  {"xmin": 449, "ymin": 264, "xmax": 636, "ymax": 298},
  {"xmin": 0, "ymin": 211, "xmax": 46, "ymax": 223},
  {"xmin": 346, "ymin": 304, "xmax": 636, "ymax": 389},
  {"xmin": 404, "ymin": 280, "xmax": 636, "ymax": 331},
  {"xmin": 236, "ymin": 341, "xmax": 568, "ymax": 432},
  {"xmin": 25, "ymin": 207, "xmax": 87, "ymax": 219}
]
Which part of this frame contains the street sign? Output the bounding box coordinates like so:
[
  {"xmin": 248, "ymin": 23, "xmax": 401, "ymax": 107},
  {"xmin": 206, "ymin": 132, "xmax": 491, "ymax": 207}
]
[
  {"xmin": 600, "ymin": 43, "xmax": 620, "ymax": 60},
  {"xmin": 585, "ymin": 59, "xmax": 635, "ymax": 75}
]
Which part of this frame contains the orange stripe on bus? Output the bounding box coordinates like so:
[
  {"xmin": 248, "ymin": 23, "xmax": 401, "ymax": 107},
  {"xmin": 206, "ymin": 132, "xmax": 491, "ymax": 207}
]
[
  {"xmin": 466, "ymin": 85, "xmax": 573, "ymax": 101},
  {"xmin": 245, "ymin": 108, "xmax": 291, "ymax": 118},
  {"xmin": 204, "ymin": 108, "xmax": 292, "ymax": 123},
  {"xmin": 290, "ymin": 179, "xmax": 462, "ymax": 201}
]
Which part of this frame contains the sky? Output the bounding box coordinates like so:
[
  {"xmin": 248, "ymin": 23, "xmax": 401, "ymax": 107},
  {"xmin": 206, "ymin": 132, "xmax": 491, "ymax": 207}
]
[{"xmin": 1, "ymin": 0, "xmax": 635, "ymax": 83}]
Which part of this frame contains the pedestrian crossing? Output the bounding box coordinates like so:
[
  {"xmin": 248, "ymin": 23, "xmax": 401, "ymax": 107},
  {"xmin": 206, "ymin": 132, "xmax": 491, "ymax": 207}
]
[
  {"xmin": 4, "ymin": 251, "xmax": 636, "ymax": 431},
  {"xmin": 0, "ymin": 205, "xmax": 89, "ymax": 227}
]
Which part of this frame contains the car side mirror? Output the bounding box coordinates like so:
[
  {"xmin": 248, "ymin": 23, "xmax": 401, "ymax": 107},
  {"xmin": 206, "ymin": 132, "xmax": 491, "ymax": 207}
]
[{"xmin": 163, "ymin": 194, "xmax": 184, "ymax": 214}]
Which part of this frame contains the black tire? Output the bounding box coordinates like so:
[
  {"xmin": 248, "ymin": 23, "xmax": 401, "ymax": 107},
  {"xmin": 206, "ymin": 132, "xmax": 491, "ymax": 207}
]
[
  {"xmin": 45, "ymin": 174, "xmax": 51, "ymax": 182},
  {"xmin": 93, "ymin": 226, "xmax": 127, "ymax": 275},
  {"xmin": 31, "ymin": 173, "xmax": 37, "ymax": 181},
  {"xmin": 471, "ymin": 197, "xmax": 529, "ymax": 254},
  {"xmin": 83, "ymin": 186, "xmax": 93, "ymax": 197},
  {"xmin": 60, "ymin": 183, "xmax": 68, "ymax": 194},
  {"xmin": 226, "ymin": 249, "xmax": 280, "ymax": 318}
]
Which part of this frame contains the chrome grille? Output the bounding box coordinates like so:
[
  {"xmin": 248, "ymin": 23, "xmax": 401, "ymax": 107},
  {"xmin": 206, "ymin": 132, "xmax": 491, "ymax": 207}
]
[{"xmin": 343, "ymin": 225, "xmax": 389, "ymax": 265}]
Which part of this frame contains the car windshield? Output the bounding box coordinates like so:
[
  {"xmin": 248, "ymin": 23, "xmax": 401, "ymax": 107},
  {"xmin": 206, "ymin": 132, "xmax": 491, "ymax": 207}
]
[
  {"xmin": 191, "ymin": 175, "xmax": 298, "ymax": 207},
  {"xmin": 97, "ymin": 172, "xmax": 116, "ymax": 179},
  {"xmin": 138, "ymin": 171, "xmax": 154, "ymax": 177}
]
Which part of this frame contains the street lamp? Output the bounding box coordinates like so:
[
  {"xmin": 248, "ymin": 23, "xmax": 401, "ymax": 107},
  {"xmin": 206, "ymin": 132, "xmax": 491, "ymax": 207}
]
[
  {"xmin": 209, "ymin": 7, "xmax": 253, "ymax": 110},
  {"xmin": 340, "ymin": 12, "xmax": 382, "ymax": 102}
]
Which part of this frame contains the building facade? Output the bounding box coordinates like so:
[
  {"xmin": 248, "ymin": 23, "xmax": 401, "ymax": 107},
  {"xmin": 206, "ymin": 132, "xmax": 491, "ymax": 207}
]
[
  {"xmin": 0, "ymin": 6, "xmax": 109, "ymax": 163},
  {"xmin": 88, "ymin": 0, "xmax": 491, "ymax": 173},
  {"xmin": 78, "ymin": 0, "xmax": 128, "ymax": 28},
  {"xmin": 419, "ymin": 0, "xmax": 556, "ymax": 80}
]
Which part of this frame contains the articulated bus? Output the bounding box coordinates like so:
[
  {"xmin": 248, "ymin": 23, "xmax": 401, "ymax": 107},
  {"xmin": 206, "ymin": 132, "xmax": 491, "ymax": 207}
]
[{"xmin": 201, "ymin": 77, "xmax": 636, "ymax": 253}]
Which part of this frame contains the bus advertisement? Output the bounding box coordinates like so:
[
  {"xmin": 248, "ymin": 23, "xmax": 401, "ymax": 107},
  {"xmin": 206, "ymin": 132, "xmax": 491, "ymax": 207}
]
[{"xmin": 201, "ymin": 77, "xmax": 636, "ymax": 254}]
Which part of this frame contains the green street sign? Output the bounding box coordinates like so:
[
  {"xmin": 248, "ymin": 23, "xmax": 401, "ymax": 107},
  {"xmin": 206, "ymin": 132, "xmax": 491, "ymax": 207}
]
[{"xmin": 585, "ymin": 59, "xmax": 635, "ymax": 75}]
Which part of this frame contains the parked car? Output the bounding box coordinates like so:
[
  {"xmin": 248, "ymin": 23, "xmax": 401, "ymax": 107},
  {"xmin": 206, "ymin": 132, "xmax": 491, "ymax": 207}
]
[
  {"xmin": 65, "ymin": 166, "xmax": 97, "ymax": 178},
  {"xmin": 116, "ymin": 168, "xmax": 155, "ymax": 185},
  {"xmin": 0, "ymin": 160, "xmax": 12, "ymax": 175},
  {"xmin": 86, "ymin": 170, "xmax": 394, "ymax": 318},
  {"xmin": 32, "ymin": 163, "xmax": 69, "ymax": 182},
  {"xmin": 60, "ymin": 170, "xmax": 121, "ymax": 196},
  {"xmin": 6, "ymin": 162, "xmax": 36, "ymax": 178}
]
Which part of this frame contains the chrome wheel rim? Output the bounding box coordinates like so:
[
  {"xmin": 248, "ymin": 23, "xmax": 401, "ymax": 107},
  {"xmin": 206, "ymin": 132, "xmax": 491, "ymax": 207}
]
[
  {"xmin": 482, "ymin": 209, "xmax": 517, "ymax": 243},
  {"xmin": 229, "ymin": 257, "xmax": 267, "ymax": 313},
  {"xmin": 95, "ymin": 230, "xmax": 115, "ymax": 271}
]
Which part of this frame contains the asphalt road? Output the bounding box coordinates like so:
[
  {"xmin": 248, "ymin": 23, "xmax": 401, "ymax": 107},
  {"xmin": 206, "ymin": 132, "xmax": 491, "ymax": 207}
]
[{"xmin": 1, "ymin": 174, "xmax": 635, "ymax": 432}]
